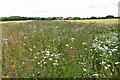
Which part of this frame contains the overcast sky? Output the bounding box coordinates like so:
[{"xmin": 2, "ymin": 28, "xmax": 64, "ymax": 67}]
[{"xmin": 0, "ymin": 0, "xmax": 119, "ymax": 17}]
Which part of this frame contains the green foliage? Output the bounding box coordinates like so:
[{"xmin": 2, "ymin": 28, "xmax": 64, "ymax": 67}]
[{"xmin": 0, "ymin": 15, "xmax": 119, "ymax": 21}]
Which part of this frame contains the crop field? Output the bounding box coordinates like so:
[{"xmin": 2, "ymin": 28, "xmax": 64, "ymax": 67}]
[
  {"xmin": 63, "ymin": 19, "xmax": 118, "ymax": 24},
  {"xmin": 1, "ymin": 19, "xmax": 120, "ymax": 78}
]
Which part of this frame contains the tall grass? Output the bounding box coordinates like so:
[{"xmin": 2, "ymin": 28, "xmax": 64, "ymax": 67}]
[{"xmin": 2, "ymin": 20, "xmax": 119, "ymax": 78}]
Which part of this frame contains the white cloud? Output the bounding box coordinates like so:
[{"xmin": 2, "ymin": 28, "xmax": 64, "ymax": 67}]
[{"xmin": 0, "ymin": 0, "xmax": 119, "ymax": 17}]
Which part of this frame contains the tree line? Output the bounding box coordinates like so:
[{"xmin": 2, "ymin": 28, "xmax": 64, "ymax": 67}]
[{"xmin": 0, "ymin": 15, "xmax": 119, "ymax": 21}]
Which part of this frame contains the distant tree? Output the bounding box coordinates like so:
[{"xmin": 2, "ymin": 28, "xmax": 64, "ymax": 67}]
[
  {"xmin": 90, "ymin": 16, "xmax": 97, "ymax": 19},
  {"xmin": 106, "ymin": 15, "xmax": 114, "ymax": 18},
  {"xmin": 0, "ymin": 18, "xmax": 2, "ymax": 21},
  {"xmin": 73, "ymin": 17, "xmax": 81, "ymax": 20},
  {"xmin": 68, "ymin": 17, "xmax": 73, "ymax": 20},
  {"xmin": 48, "ymin": 17, "xmax": 52, "ymax": 20},
  {"xmin": 57, "ymin": 17, "xmax": 63, "ymax": 20},
  {"xmin": 97, "ymin": 17, "xmax": 102, "ymax": 19},
  {"xmin": 101, "ymin": 17, "xmax": 106, "ymax": 19},
  {"xmin": 50, "ymin": 17, "xmax": 57, "ymax": 20},
  {"xmin": 41, "ymin": 18, "xmax": 47, "ymax": 20},
  {"xmin": 82, "ymin": 18, "xmax": 86, "ymax": 20},
  {"xmin": 86, "ymin": 17, "xmax": 89, "ymax": 19}
]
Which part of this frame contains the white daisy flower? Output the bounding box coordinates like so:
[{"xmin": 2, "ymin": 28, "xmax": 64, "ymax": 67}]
[{"xmin": 93, "ymin": 74, "xmax": 99, "ymax": 77}]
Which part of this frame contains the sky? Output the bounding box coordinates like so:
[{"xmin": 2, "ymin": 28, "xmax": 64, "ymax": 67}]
[{"xmin": 0, "ymin": 0, "xmax": 120, "ymax": 18}]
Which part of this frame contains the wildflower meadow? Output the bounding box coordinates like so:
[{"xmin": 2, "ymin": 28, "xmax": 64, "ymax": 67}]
[{"xmin": 2, "ymin": 20, "xmax": 120, "ymax": 78}]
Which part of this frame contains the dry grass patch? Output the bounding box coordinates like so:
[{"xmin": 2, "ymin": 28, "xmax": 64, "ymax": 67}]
[{"xmin": 0, "ymin": 20, "xmax": 34, "ymax": 24}]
